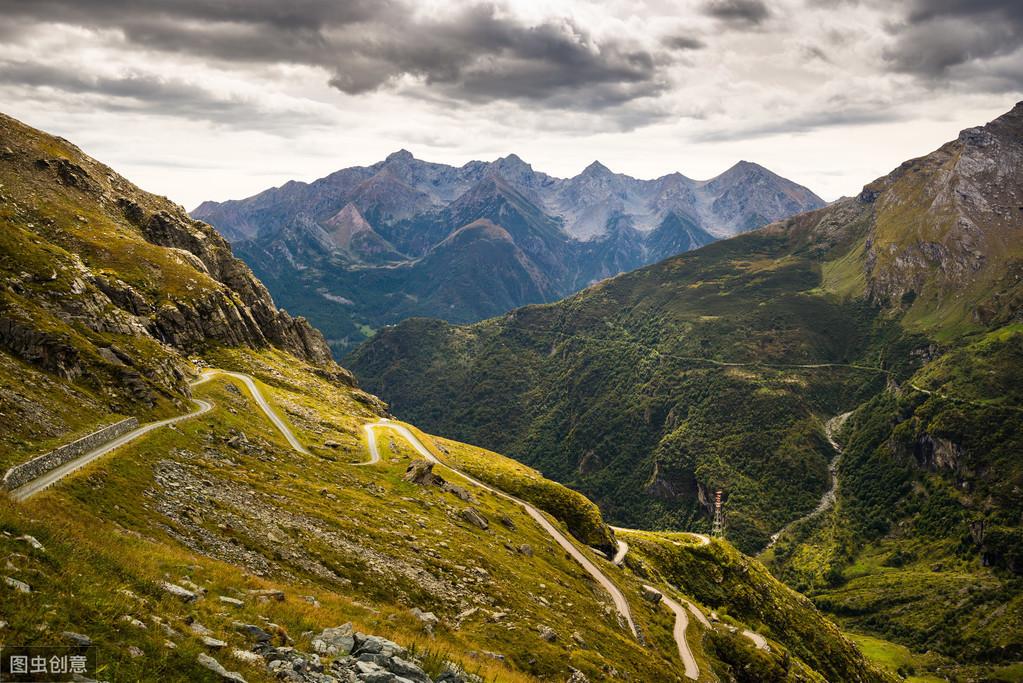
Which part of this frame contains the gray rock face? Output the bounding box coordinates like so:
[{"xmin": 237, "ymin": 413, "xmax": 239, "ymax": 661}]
[
  {"xmin": 160, "ymin": 581, "xmax": 199, "ymax": 602},
  {"xmin": 311, "ymin": 624, "xmax": 355, "ymax": 656}
]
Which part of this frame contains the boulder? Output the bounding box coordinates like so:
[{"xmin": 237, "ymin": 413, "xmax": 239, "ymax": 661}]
[
  {"xmin": 202, "ymin": 636, "xmax": 228, "ymax": 648},
  {"xmin": 160, "ymin": 581, "xmax": 199, "ymax": 602},
  {"xmin": 410, "ymin": 607, "xmax": 439, "ymax": 634},
  {"xmin": 197, "ymin": 653, "xmax": 248, "ymax": 682},
  {"xmin": 233, "ymin": 622, "xmax": 273, "ymax": 643},
  {"xmin": 62, "ymin": 631, "xmax": 92, "ymax": 647},
  {"xmin": 352, "ymin": 632, "xmax": 406, "ymax": 658},
  {"xmin": 404, "ymin": 460, "xmax": 443, "ymax": 486},
  {"xmin": 640, "ymin": 585, "xmax": 663, "ymax": 603},
  {"xmin": 311, "ymin": 623, "xmax": 355, "ymax": 656},
  {"xmin": 459, "ymin": 508, "xmax": 489, "ymax": 530}
]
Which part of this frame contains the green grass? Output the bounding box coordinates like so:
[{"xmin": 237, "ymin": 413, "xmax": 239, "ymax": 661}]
[{"xmin": 846, "ymin": 633, "xmax": 946, "ymax": 682}]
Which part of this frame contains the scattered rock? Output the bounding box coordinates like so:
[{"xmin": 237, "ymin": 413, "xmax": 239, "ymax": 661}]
[
  {"xmin": 517, "ymin": 544, "xmax": 533, "ymax": 557},
  {"xmin": 352, "ymin": 632, "xmax": 406, "ymax": 658},
  {"xmin": 233, "ymin": 622, "xmax": 273, "ymax": 643},
  {"xmin": 302, "ymin": 595, "xmax": 320, "ymax": 608},
  {"xmin": 127, "ymin": 646, "xmax": 145, "ymax": 659},
  {"xmin": 388, "ymin": 655, "xmax": 433, "ymax": 683},
  {"xmin": 62, "ymin": 631, "xmax": 92, "ymax": 647},
  {"xmin": 641, "ymin": 585, "xmax": 663, "ymax": 603},
  {"xmin": 230, "ymin": 649, "xmax": 263, "ymax": 665},
  {"xmin": 410, "ymin": 607, "xmax": 439, "ymax": 634},
  {"xmin": 537, "ymin": 625, "xmax": 557, "ymax": 642},
  {"xmin": 189, "ymin": 620, "xmax": 213, "ymax": 636},
  {"xmin": 323, "ymin": 440, "xmax": 341, "ymax": 449},
  {"xmin": 218, "ymin": 596, "xmax": 244, "ymax": 607},
  {"xmin": 203, "ymin": 636, "xmax": 228, "ymax": 649},
  {"xmin": 4, "ymin": 576, "xmax": 30, "ymax": 593},
  {"xmin": 311, "ymin": 623, "xmax": 354, "ymax": 656},
  {"xmin": 567, "ymin": 667, "xmax": 590, "ymax": 682},
  {"xmin": 404, "ymin": 459, "xmax": 443, "ymax": 486},
  {"xmin": 120, "ymin": 615, "xmax": 147, "ymax": 629},
  {"xmin": 247, "ymin": 588, "xmax": 285, "ymax": 602},
  {"xmin": 160, "ymin": 581, "xmax": 199, "ymax": 602},
  {"xmin": 197, "ymin": 652, "xmax": 248, "ymax": 682},
  {"xmin": 15, "ymin": 535, "xmax": 45, "ymax": 551},
  {"xmin": 459, "ymin": 508, "xmax": 489, "ymax": 530}
]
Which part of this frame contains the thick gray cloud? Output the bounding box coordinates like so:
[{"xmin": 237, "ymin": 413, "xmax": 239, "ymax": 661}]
[
  {"xmin": 702, "ymin": 0, "xmax": 771, "ymax": 27},
  {"xmin": 884, "ymin": 0, "xmax": 1023, "ymax": 89},
  {"xmin": 0, "ymin": 60, "xmax": 332, "ymax": 131},
  {"xmin": 0, "ymin": 0, "xmax": 675, "ymax": 111}
]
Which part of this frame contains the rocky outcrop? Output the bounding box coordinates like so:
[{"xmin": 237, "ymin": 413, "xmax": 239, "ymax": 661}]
[
  {"xmin": 913, "ymin": 434, "xmax": 964, "ymax": 472},
  {"xmin": 0, "ymin": 107, "xmax": 346, "ymax": 427}
]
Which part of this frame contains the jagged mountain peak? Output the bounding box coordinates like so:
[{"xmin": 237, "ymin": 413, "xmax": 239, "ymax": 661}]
[
  {"xmin": 194, "ymin": 145, "xmax": 824, "ymax": 351},
  {"xmin": 581, "ymin": 160, "xmax": 615, "ymax": 177},
  {"xmin": 385, "ymin": 148, "xmax": 415, "ymax": 162}
]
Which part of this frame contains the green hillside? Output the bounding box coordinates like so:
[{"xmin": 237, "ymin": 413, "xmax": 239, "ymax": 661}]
[{"xmin": 348, "ymin": 103, "xmax": 1023, "ymax": 678}]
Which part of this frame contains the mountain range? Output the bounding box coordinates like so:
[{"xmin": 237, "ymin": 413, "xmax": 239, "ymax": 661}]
[
  {"xmin": 348, "ymin": 103, "xmax": 1023, "ymax": 674},
  {"xmin": 0, "ymin": 112, "xmax": 901, "ymax": 682},
  {"xmin": 193, "ymin": 152, "xmax": 823, "ymax": 354}
]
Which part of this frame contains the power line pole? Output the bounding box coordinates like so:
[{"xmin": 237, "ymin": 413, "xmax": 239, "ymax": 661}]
[{"xmin": 712, "ymin": 489, "xmax": 725, "ymax": 538}]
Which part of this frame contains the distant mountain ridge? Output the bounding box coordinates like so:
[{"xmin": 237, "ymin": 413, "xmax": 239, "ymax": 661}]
[{"xmin": 193, "ymin": 151, "xmax": 823, "ymax": 353}]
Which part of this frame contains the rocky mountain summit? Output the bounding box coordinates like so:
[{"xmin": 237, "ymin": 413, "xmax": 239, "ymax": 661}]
[{"xmin": 194, "ymin": 150, "xmax": 823, "ymax": 353}]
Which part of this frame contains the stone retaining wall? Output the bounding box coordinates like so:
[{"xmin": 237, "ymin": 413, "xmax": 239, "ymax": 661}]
[{"xmin": 2, "ymin": 418, "xmax": 139, "ymax": 491}]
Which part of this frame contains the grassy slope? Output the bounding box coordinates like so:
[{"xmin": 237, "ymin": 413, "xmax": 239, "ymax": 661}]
[
  {"xmin": 0, "ymin": 346, "xmax": 897, "ymax": 682},
  {"xmin": 619, "ymin": 529, "xmax": 896, "ymax": 683},
  {"xmin": 2, "ymin": 350, "xmax": 676, "ymax": 681}
]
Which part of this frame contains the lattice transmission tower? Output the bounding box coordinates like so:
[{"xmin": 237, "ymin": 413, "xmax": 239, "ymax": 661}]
[{"xmin": 711, "ymin": 489, "xmax": 725, "ymax": 538}]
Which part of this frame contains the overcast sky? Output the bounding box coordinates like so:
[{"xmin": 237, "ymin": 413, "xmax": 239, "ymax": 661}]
[{"xmin": 1, "ymin": 0, "xmax": 1020, "ymax": 208}]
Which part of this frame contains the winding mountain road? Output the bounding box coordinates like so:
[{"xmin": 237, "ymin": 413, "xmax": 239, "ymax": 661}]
[
  {"xmin": 364, "ymin": 419, "xmax": 639, "ymax": 639},
  {"xmin": 647, "ymin": 586, "xmax": 699, "ymax": 680},
  {"xmin": 612, "ymin": 539, "xmax": 629, "ymax": 566},
  {"xmin": 194, "ymin": 369, "xmax": 309, "ymax": 454},
  {"xmin": 10, "ymin": 369, "xmax": 308, "ymax": 501}
]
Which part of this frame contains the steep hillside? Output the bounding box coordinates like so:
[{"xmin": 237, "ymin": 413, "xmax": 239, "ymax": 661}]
[
  {"xmin": 196, "ymin": 152, "xmax": 822, "ymax": 354},
  {"xmin": 0, "ymin": 113, "xmax": 888, "ymax": 682},
  {"xmin": 348, "ymin": 103, "xmax": 1023, "ymax": 674},
  {"xmin": 0, "ymin": 112, "xmax": 336, "ymax": 467}
]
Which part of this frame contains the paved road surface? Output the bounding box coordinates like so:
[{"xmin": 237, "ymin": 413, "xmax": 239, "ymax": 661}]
[
  {"xmin": 10, "ymin": 399, "xmax": 213, "ymax": 502},
  {"xmin": 742, "ymin": 629, "xmax": 769, "ymax": 650},
  {"xmin": 195, "ymin": 370, "xmax": 309, "ymax": 454},
  {"xmin": 12, "ymin": 368, "xmax": 309, "ymax": 501},
  {"xmin": 612, "ymin": 539, "xmax": 629, "ymax": 566},
  {"xmin": 359, "ymin": 423, "xmax": 383, "ymax": 465},
  {"xmin": 365, "ymin": 420, "xmax": 638, "ymax": 639},
  {"xmin": 645, "ymin": 585, "xmax": 699, "ymax": 680}
]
